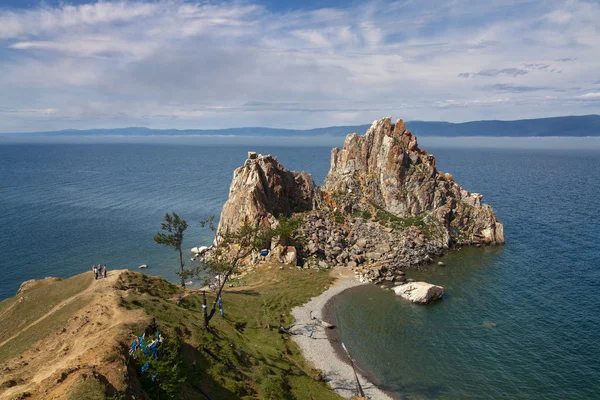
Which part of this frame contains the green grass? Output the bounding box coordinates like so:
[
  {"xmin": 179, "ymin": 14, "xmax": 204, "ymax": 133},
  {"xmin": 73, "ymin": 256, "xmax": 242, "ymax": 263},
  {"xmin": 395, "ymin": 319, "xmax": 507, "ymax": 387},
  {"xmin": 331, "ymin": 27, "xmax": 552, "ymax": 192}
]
[
  {"xmin": 120, "ymin": 266, "xmax": 342, "ymax": 400},
  {"xmin": 115, "ymin": 271, "xmax": 183, "ymax": 299},
  {"xmin": 333, "ymin": 211, "xmax": 345, "ymax": 224},
  {"xmin": 0, "ymin": 272, "xmax": 94, "ymax": 363},
  {"xmin": 372, "ymin": 206, "xmax": 439, "ymax": 238},
  {"xmin": 67, "ymin": 377, "xmax": 107, "ymax": 400},
  {"xmin": 0, "ymin": 296, "xmax": 93, "ymax": 364}
]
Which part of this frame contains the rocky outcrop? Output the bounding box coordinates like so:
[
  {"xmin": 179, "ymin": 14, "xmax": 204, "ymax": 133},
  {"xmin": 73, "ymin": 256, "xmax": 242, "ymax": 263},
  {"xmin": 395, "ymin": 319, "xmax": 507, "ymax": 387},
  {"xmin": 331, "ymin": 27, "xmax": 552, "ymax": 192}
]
[
  {"xmin": 216, "ymin": 152, "xmax": 321, "ymax": 243},
  {"xmin": 212, "ymin": 118, "xmax": 504, "ymax": 280},
  {"xmin": 393, "ymin": 281, "xmax": 444, "ymax": 304},
  {"xmin": 323, "ymin": 117, "xmax": 504, "ymax": 246}
]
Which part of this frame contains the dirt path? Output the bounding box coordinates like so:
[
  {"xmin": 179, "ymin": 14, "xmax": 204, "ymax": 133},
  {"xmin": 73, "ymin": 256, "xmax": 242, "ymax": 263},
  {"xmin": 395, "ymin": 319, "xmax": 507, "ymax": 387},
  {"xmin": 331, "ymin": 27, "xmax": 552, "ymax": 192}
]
[
  {"xmin": 0, "ymin": 270, "xmax": 147, "ymax": 400},
  {"xmin": 0, "ymin": 300, "xmax": 18, "ymax": 321},
  {"xmin": 0, "ymin": 274, "xmax": 107, "ymax": 349}
]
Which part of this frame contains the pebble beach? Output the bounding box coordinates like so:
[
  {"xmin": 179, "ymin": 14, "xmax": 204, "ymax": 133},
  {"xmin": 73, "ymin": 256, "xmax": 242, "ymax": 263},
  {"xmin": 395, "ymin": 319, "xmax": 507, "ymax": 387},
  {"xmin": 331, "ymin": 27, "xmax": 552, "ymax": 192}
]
[{"xmin": 290, "ymin": 268, "xmax": 393, "ymax": 400}]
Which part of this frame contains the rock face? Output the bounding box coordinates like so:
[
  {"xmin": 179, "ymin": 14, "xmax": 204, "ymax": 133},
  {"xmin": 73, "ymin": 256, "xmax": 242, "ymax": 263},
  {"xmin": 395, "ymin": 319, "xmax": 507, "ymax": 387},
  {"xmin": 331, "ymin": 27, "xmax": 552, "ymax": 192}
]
[
  {"xmin": 393, "ymin": 282, "xmax": 444, "ymax": 304},
  {"xmin": 266, "ymin": 245, "xmax": 297, "ymax": 265},
  {"xmin": 212, "ymin": 117, "xmax": 504, "ymax": 278},
  {"xmin": 323, "ymin": 117, "xmax": 504, "ymax": 246},
  {"xmin": 216, "ymin": 153, "xmax": 321, "ymax": 243}
]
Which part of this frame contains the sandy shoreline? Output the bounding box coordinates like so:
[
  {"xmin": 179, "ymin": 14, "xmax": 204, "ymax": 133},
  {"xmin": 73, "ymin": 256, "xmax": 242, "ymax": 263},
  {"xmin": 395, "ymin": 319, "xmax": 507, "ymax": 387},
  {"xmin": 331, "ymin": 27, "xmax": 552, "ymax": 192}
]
[{"xmin": 290, "ymin": 268, "xmax": 393, "ymax": 400}]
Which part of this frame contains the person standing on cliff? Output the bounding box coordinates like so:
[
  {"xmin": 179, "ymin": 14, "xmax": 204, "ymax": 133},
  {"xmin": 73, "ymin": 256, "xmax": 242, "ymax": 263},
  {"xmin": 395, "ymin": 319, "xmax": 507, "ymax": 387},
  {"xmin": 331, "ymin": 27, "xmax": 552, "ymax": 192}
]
[
  {"xmin": 103, "ymin": 264, "xmax": 107, "ymax": 278},
  {"xmin": 92, "ymin": 265, "xmax": 98, "ymax": 280}
]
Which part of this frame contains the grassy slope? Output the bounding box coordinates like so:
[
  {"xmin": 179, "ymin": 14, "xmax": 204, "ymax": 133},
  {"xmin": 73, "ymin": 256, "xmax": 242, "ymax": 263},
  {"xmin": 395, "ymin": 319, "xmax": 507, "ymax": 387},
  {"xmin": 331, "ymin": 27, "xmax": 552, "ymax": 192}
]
[
  {"xmin": 0, "ymin": 273, "xmax": 93, "ymax": 363},
  {"xmin": 117, "ymin": 265, "xmax": 343, "ymax": 400}
]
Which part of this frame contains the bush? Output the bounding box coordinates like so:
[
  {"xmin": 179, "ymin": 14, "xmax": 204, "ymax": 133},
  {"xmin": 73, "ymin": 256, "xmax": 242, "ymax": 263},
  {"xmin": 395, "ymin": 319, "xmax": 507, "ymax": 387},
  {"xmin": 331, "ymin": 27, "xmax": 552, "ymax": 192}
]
[{"xmin": 131, "ymin": 335, "xmax": 186, "ymax": 399}]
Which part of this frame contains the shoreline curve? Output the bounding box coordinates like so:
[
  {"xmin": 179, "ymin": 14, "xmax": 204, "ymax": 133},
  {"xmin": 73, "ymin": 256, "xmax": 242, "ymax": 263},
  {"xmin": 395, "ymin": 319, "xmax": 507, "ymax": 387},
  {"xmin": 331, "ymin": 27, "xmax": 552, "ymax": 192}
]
[{"xmin": 290, "ymin": 267, "xmax": 393, "ymax": 400}]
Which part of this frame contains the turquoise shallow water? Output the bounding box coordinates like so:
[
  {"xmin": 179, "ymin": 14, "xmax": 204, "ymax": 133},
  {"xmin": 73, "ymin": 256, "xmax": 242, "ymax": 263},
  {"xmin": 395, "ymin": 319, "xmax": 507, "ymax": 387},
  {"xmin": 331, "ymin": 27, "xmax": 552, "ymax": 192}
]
[{"xmin": 0, "ymin": 143, "xmax": 599, "ymax": 399}]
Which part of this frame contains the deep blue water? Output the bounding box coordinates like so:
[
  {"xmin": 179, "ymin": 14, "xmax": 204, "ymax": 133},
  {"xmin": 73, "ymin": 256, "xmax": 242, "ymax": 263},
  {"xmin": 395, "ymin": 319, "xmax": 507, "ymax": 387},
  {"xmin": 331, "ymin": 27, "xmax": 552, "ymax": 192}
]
[
  {"xmin": 331, "ymin": 148, "xmax": 600, "ymax": 399},
  {"xmin": 0, "ymin": 144, "xmax": 331, "ymax": 299},
  {"xmin": 1, "ymin": 142, "xmax": 599, "ymax": 399}
]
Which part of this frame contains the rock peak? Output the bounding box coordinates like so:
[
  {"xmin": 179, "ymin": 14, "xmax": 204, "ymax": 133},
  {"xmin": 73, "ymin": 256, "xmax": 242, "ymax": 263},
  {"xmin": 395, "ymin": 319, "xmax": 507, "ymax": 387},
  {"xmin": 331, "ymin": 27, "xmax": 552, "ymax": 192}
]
[
  {"xmin": 323, "ymin": 117, "xmax": 504, "ymax": 245},
  {"xmin": 216, "ymin": 151, "xmax": 321, "ymax": 242},
  {"xmin": 213, "ymin": 117, "xmax": 503, "ymax": 281}
]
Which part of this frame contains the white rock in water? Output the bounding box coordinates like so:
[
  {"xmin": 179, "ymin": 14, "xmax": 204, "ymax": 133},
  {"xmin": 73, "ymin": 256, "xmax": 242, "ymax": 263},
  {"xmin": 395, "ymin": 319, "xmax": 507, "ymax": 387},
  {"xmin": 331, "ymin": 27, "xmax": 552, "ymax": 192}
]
[
  {"xmin": 393, "ymin": 281, "xmax": 444, "ymax": 304},
  {"xmin": 191, "ymin": 246, "xmax": 209, "ymax": 254}
]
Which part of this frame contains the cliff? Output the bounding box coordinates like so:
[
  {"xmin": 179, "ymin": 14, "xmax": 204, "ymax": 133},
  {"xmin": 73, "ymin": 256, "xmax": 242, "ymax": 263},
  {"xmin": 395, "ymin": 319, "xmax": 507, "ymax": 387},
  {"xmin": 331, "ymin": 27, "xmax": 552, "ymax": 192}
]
[
  {"xmin": 323, "ymin": 117, "xmax": 504, "ymax": 246},
  {"xmin": 216, "ymin": 152, "xmax": 321, "ymax": 243},
  {"xmin": 214, "ymin": 117, "xmax": 504, "ymax": 282}
]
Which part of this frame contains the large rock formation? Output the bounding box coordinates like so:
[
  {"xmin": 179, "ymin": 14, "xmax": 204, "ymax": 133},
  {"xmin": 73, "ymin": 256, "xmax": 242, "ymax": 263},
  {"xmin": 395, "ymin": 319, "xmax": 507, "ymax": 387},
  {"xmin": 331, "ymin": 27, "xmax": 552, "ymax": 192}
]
[
  {"xmin": 216, "ymin": 152, "xmax": 321, "ymax": 243},
  {"xmin": 323, "ymin": 117, "xmax": 504, "ymax": 246},
  {"xmin": 212, "ymin": 119, "xmax": 504, "ymax": 281}
]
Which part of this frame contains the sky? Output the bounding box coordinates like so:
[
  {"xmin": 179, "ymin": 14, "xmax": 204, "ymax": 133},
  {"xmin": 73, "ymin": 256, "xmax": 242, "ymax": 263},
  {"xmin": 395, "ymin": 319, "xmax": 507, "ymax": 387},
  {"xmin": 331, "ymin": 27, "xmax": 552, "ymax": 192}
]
[{"xmin": 0, "ymin": 0, "xmax": 599, "ymax": 132}]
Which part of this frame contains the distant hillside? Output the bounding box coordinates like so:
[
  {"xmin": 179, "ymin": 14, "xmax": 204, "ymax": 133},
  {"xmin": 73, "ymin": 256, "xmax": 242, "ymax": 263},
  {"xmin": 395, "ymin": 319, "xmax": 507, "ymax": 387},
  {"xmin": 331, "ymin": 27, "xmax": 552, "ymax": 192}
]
[
  {"xmin": 5, "ymin": 115, "xmax": 600, "ymax": 137},
  {"xmin": 406, "ymin": 115, "xmax": 600, "ymax": 137}
]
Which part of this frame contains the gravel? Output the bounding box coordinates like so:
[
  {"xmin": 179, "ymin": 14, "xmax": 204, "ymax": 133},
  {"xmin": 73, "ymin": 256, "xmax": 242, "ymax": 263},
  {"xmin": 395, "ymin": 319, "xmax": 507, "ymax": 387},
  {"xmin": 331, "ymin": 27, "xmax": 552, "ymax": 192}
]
[{"xmin": 290, "ymin": 269, "xmax": 393, "ymax": 400}]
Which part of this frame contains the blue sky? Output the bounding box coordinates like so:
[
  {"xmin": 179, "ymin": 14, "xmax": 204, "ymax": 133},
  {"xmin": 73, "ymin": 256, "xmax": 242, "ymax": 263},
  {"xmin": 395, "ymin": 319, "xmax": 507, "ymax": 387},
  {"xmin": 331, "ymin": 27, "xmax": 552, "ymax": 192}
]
[{"xmin": 0, "ymin": 0, "xmax": 599, "ymax": 132}]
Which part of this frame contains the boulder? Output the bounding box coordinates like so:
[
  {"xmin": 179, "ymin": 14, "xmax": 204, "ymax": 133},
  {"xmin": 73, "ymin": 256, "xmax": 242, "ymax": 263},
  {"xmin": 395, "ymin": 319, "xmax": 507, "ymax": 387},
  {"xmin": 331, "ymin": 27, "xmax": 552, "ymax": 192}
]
[
  {"xmin": 266, "ymin": 245, "xmax": 297, "ymax": 266},
  {"xmin": 282, "ymin": 246, "xmax": 297, "ymax": 265},
  {"xmin": 393, "ymin": 282, "xmax": 444, "ymax": 304},
  {"xmin": 356, "ymin": 238, "xmax": 368, "ymax": 249},
  {"xmin": 191, "ymin": 246, "xmax": 209, "ymax": 254}
]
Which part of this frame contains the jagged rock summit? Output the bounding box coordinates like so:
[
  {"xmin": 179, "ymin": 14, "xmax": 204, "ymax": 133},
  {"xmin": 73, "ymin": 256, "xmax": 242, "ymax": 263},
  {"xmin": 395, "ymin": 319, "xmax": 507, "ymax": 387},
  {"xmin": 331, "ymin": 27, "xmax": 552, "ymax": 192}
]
[
  {"xmin": 323, "ymin": 117, "xmax": 504, "ymax": 246},
  {"xmin": 216, "ymin": 151, "xmax": 321, "ymax": 242},
  {"xmin": 214, "ymin": 118, "xmax": 504, "ymax": 281}
]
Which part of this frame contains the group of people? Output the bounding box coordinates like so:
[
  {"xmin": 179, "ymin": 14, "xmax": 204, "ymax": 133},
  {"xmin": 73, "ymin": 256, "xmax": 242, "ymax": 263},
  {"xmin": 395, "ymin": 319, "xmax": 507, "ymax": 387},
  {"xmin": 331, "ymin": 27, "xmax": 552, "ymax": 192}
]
[{"xmin": 92, "ymin": 264, "xmax": 107, "ymax": 280}]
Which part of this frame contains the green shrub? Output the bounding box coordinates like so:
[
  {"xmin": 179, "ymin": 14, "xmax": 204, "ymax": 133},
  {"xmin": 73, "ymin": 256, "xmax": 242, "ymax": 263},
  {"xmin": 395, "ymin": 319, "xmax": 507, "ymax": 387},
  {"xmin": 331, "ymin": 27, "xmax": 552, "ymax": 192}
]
[{"xmin": 131, "ymin": 335, "xmax": 186, "ymax": 399}]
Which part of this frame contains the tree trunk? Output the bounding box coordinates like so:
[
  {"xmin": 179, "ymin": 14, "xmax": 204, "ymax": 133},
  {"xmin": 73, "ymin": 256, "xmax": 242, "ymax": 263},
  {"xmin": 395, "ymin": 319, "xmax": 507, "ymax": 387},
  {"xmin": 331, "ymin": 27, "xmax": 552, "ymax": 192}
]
[
  {"xmin": 178, "ymin": 247, "xmax": 185, "ymax": 288},
  {"xmin": 202, "ymin": 290, "xmax": 209, "ymax": 329},
  {"xmin": 205, "ymin": 259, "xmax": 238, "ymax": 327}
]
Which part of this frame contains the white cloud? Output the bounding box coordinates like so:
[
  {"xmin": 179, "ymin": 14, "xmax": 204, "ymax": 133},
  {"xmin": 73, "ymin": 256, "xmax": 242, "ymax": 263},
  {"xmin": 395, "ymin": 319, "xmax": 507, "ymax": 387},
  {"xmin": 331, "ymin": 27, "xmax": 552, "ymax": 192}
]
[
  {"xmin": 0, "ymin": 0, "xmax": 599, "ymax": 132},
  {"xmin": 0, "ymin": 2, "xmax": 158, "ymax": 38}
]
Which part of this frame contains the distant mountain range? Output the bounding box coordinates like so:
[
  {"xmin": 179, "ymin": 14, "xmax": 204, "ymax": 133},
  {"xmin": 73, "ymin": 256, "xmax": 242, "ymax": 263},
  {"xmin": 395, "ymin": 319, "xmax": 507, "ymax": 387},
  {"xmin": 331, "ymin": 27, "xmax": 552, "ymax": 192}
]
[{"xmin": 5, "ymin": 115, "xmax": 600, "ymax": 137}]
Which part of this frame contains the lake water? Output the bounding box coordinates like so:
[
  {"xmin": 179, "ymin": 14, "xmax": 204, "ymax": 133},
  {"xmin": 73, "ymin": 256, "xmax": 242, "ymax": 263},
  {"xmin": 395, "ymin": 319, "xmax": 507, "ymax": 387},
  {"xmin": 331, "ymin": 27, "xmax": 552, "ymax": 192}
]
[
  {"xmin": 1, "ymin": 140, "xmax": 599, "ymax": 399},
  {"xmin": 330, "ymin": 147, "xmax": 600, "ymax": 399}
]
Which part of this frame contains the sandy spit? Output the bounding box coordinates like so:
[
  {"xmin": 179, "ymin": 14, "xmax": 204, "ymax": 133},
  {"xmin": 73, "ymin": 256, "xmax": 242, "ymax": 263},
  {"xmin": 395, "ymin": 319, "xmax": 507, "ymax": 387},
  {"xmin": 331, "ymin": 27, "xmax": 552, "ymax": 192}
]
[{"xmin": 290, "ymin": 268, "xmax": 393, "ymax": 400}]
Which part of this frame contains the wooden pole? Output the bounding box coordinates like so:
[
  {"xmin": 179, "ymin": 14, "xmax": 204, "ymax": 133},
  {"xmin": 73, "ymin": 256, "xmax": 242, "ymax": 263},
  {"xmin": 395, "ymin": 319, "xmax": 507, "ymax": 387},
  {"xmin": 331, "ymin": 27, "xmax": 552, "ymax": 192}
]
[{"xmin": 342, "ymin": 343, "xmax": 365, "ymax": 398}]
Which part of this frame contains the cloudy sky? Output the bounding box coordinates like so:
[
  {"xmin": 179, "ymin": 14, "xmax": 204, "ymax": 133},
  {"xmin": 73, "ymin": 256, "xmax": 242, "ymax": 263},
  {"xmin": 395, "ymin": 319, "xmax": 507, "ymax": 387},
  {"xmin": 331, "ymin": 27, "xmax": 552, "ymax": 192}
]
[{"xmin": 0, "ymin": 0, "xmax": 599, "ymax": 132}]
